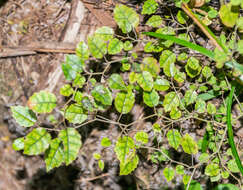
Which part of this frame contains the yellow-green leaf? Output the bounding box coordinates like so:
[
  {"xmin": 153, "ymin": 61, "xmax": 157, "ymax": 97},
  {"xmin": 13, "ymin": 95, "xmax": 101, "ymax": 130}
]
[
  {"xmin": 58, "ymin": 128, "xmax": 82, "ymax": 165},
  {"xmin": 88, "ymin": 35, "xmax": 107, "ymax": 59},
  {"xmin": 163, "ymin": 92, "xmax": 180, "ymax": 112},
  {"xmin": 167, "ymin": 129, "xmax": 182, "ymax": 150},
  {"xmin": 137, "ymin": 71, "xmax": 153, "ymax": 91},
  {"xmin": 95, "ymin": 26, "xmax": 114, "ymax": 41},
  {"xmin": 11, "ymin": 106, "xmax": 37, "ymax": 127},
  {"xmin": 28, "ymin": 91, "xmax": 57, "ymax": 113},
  {"xmin": 219, "ymin": 3, "xmax": 239, "ymax": 28},
  {"xmin": 180, "ymin": 133, "xmax": 198, "ymax": 155},
  {"xmin": 24, "ymin": 128, "xmax": 51, "ymax": 155},
  {"xmin": 120, "ymin": 154, "xmax": 139, "ymax": 175},
  {"xmin": 146, "ymin": 15, "xmax": 162, "ymax": 27},
  {"xmin": 76, "ymin": 41, "xmax": 89, "ymax": 61},
  {"xmin": 45, "ymin": 138, "xmax": 64, "ymax": 172},
  {"xmin": 115, "ymin": 91, "xmax": 135, "ymax": 114},
  {"xmin": 12, "ymin": 137, "xmax": 25, "ymax": 151},
  {"xmin": 163, "ymin": 167, "xmax": 174, "ymax": 182},
  {"xmin": 64, "ymin": 104, "xmax": 88, "ymax": 124},
  {"xmin": 60, "ymin": 84, "xmax": 73, "ymax": 97},
  {"xmin": 114, "ymin": 4, "xmax": 139, "ymax": 34},
  {"xmin": 143, "ymin": 89, "xmax": 159, "ymax": 107},
  {"xmin": 91, "ymin": 85, "xmax": 113, "ymax": 106},
  {"xmin": 142, "ymin": 0, "xmax": 158, "ymax": 15},
  {"xmin": 108, "ymin": 38, "xmax": 123, "ymax": 55},
  {"xmin": 108, "ymin": 74, "xmax": 127, "ymax": 91}
]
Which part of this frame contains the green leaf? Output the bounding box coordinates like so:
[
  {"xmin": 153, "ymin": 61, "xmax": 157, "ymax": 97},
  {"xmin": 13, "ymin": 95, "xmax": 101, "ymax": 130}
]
[
  {"xmin": 175, "ymin": 165, "xmax": 184, "ymax": 175},
  {"xmin": 142, "ymin": 0, "xmax": 158, "ymax": 15},
  {"xmin": 214, "ymin": 48, "xmax": 229, "ymax": 69},
  {"xmin": 64, "ymin": 104, "xmax": 87, "ymax": 124},
  {"xmin": 174, "ymin": 71, "xmax": 186, "ymax": 83},
  {"xmin": 114, "ymin": 4, "xmax": 139, "ymax": 33},
  {"xmin": 227, "ymin": 159, "xmax": 240, "ymax": 173},
  {"xmin": 24, "ymin": 128, "xmax": 51, "ymax": 155},
  {"xmin": 60, "ymin": 84, "xmax": 73, "ymax": 97},
  {"xmin": 208, "ymin": 9, "xmax": 218, "ymax": 19},
  {"xmin": 180, "ymin": 133, "xmax": 198, "ymax": 155},
  {"xmin": 137, "ymin": 71, "xmax": 153, "ymax": 91},
  {"xmin": 213, "ymin": 184, "xmax": 239, "ymax": 190},
  {"xmin": 98, "ymin": 160, "xmax": 105, "ymax": 171},
  {"xmin": 108, "ymin": 74, "xmax": 127, "ymax": 91},
  {"xmin": 108, "ymin": 38, "xmax": 123, "ymax": 55},
  {"xmin": 163, "ymin": 92, "xmax": 180, "ymax": 112},
  {"xmin": 44, "ymin": 138, "xmax": 64, "ymax": 172},
  {"xmin": 205, "ymin": 163, "xmax": 220, "ymax": 176},
  {"xmin": 76, "ymin": 41, "xmax": 89, "ymax": 61},
  {"xmin": 73, "ymin": 74, "xmax": 86, "ymax": 88},
  {"xmin": 187, "ymin": 180, "xmax": 203, "ymax": 190},
  {"xmin": 185, "ymin": 57, "xmax": 201, "ymax": 78},
  {"xmin": 11, "ymin": 106, "xmax": 37, "ymax": 127},
  {"xmin": 74, "ymin": 91, "xmax": 83, "ymax": 103},
  {"xmin": 178, "ymin": 52, "xmax": 188, "ymax": 61},
  {"xmin": 198, "ymin": 89, "xmax": 221, "ymax": 101},
  {"xmin": 88, "ymin": 35, "xmax": 107, "ymax": 59},
  {"xmin": 221, "ymin": 170, "xmax": 230, "ymax": 179},
  {"xmin": 144, "ymin": 32, "xmax": 215, "ymax": 59},
  {"xmin": 58, "ymin": 128, "xmax": 82, "ymax": 165},
  {"xmin": 176, "ymin": 10, "xmax": 188, "ymax": 24},
  {"xmin": 115, "ymin": 91, "xmax": 135, "ymax": 114},
  {"xmin": 141, "ymin": 57, "xmax": 160, "ymax": 77},
  {"xmin": 207, "ymin": 103, "xmax": 216, "ymax": 114},
  {"xmin": 237, "ymin": 17, "xmax": 243, "ymax": 33},
  {"xmin": 95, "ymin": 26, "xmax": 114, "ymax": 41},
  {"xmin": 120, "ymin": 154, "xmax": 139, "ymax": 175},
  {"xmin": 143, "ymin": 89, "xmax": 159, "ymax": 107},
  {"xmin": 154, "ymin": 78, "xmax": 170, "ymax": 91},
  {"xmin": 62, "ymin": 55, "xmax": 84, "ymax": 81},
  {"xmin": 93, "ymin": 153, "xmax": 101, "ymax": 160},
  {"xmin": 152, "ymin": 123, "xmax": 161, "ymax": 133},
  {"xmin": 195, "ymin": 99, "xmax": 206, "ymax": 113},
  {"xmin": 146, "ymin": 15, "xmax": 162, "ymax": 27},
  {"xmin": 202, "ymin": 66, "xmax": 212, "ymax": 79},
  {"xmin": 183, "ymin": 175, "xmax": 191, "ymax": 185},
  {"xmin": 80, "ymin": 96, "xmax": 94, "ymax": 112},
  {"xmin": 159, "ymin": 50, "xmax": 176, "ymax": 77},
  {"xmin": 114, "ymin": 136, "xmax": 135, "ymax": 162},
  {"xmin": 129, "ymin": 72, "xmax": 137, "ymax": 84},
  {"xmin": 150, "ymin": 149, "xmax": 169, "ymax": 163},
  {"xmin": 123, "ymin": 41, "xmax": 133, "ymax": 51},
  {"xmin": 170, "ymin": 108, "xmax": 181, "ymax": 119},
  {"xmin": 12, "ymin": 137, "xmax": 25, "ymax": 151},
  {"xmin": 167, "ymin": 129, "xmax": 182, "ymax": 150},
  {"xmin": 237, "ymin": 40, "xmax": 243, "ymax": 55},
  {"xmin": 134, "ymin": 131, "xmax": 149, "ymax": 144},
  {"xmin": 91, "ymin": 85, "xmax": 113, "ymax": 105},
  {"xmin": 28, "ymin": 91, "xmax": 57, "ymax": 113},
  {"xmin": 163, "ymin": 167, "xmax": 174, "ymax": 182},
  {"xmin": 199, "ymin": 153, "xmax": 210, "ymax": 163},
  {"xmin": 219, "ymin": 3, "xmax": 239, "ymax": 28},
  {"xmin": 184, "ymin": 89, "xmax": 197, "ymax": 106},
  {"xmin": 101, "ymin": 137, "xmax": 111, "ymax": 147}
]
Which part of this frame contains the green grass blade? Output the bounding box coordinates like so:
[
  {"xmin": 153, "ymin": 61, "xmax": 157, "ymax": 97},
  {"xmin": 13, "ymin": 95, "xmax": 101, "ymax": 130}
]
[
  {"xmin": 143, "ymin": 32, "xmax": 215, "ymax": 59},
  {"xmin": 227, "ymin": 84, "xmax": 243, "ymax": 176},
  {"xmin": 201, "ymin": 131, "xmax": 209, "ymax": 153}
]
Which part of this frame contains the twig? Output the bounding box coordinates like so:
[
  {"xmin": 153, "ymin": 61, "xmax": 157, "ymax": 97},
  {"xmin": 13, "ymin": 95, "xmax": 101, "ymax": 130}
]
[
  {"xmin": 77, "ymin": 173, "xmax": 110, "ymax": 182},
  {"xmin": 181, "ymin": 3, "xmax": 223, "ymax": 51}
]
